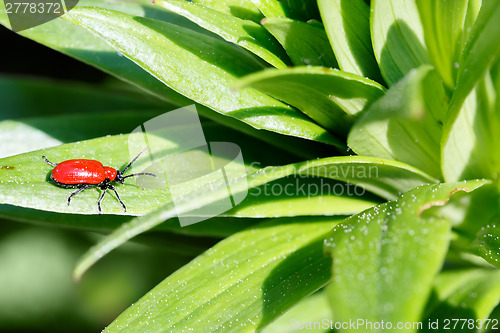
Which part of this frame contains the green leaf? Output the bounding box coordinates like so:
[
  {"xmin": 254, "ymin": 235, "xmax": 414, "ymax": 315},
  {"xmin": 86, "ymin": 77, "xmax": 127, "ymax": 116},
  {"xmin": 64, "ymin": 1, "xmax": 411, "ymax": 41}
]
[
  {"xmin": 236, "ymin": 66, "xmax": 385, "ymax": 136},
  {"xmin": 432, "ymin": 183, "xmax": 500, "ymax": 268},
  {"xmin": 417, "ymin": 0, "xmax": 481, "ymax": 91},
  {"xmin": 324, "ymin": 180, "xmax": 488, "ymax": 333},
  {"xmin": 442, "ymin": 67, "xmax": 500, "ymax": 182},
  {"xmin": 63, "ymin": 7, "xmax": 341, "ymax": 146},
  {"xmin": 371, "ymin": 0, "xmax": 430, "ymax": 86},
  {"xmin": 318, "ymin": 0, "xmax": 382, "ymax": 82},
  {"xmin": 74, "ymin": 154, "xmax": 435, "ymax": 278},
  {"xmin": 472, "ymin": 222, "xmax": 500, "ymax": 269},
  {"xmin": 261, "ymin": 18, "xmax": 337, "ymax": 67},
  {"xmin": 423, "ymin": 269, "xmax": 500, "ymax": 332},
  {"xmin": 0, "ymin": 0, "xmax": 193, "ymax": 107},
  {"xmin": 189, "ymin": 0, "xmax": 264, "ymax": 22},
  {"xmin": 0, "ymin": 125, "xmax": 390, "ymax": 232},
  {"xmin": 261, "ymin": 291, "xmax": 332, "ymax": 333},
  {"xmin": 447, "ymin": 0, "xmax": 500, "ymax": 115},
  {"xmin": 297, "ymin": 156, "xmax": 438, "ymax": 201},
  {"xmin": 0, "ymin": 135, "xmax": 170, "ymax": 215},
  {"xmin": 226, "ymin": 177, "xmax": 379, "ymax": 218},
  {"xmin": 104, "ymin": 217, "xmax": 340, "ymax": 332},
  {"xmin": 251, "ymin": 0, "xmax": 319, "ymax": 21},
  {"xmin": 155, "ymin": 0, "xmax": 290, "ymax": 68},
  {"xmin": 0, "ymin": 112, "xmax": 165, "ymax": 159},
  {"xmin": 0, "ymin": 1, "xmax": 336, "ymax": 154},
  {"xmin": 348, "ymin": 66, "xmax": 447, "ymax": 179},
  {"xmin": 0, "ymin": 75, "xmax": 166, "ymax": 121}
]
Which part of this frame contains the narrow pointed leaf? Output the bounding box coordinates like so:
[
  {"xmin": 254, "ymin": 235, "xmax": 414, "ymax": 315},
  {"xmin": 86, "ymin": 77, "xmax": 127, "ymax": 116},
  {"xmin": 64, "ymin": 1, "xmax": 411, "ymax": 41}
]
[
  {"xmin": 104, "ymin": 217, "xmax": 340, "ymax": 332},
  {"xmin": 324, "ymin": 180, "xmax": 488, "ymax": 333},
  {"xmin": 225, "ymin": 177, "xmax": 379, "ymax": 218},
  {"xmin": 423, "ymin": 269, "xmax": 500, "ymax": 332},
  {"xmin": 371, "ymin": 0, "xmax": 430, "ymax": 86},
  {"xmin": 74, "ymin": 154, "xmax": 435, "ymax": 278},
  {"xmin": 417, "ymin": 0, "xmax": 481, "ymax": 90},
  {"xmin": 189, "ymin": 0, "xmax": 263, "ymax": 22},
  {"xmin": 251, "ymin": 0, "xmax": 319, "ymax": 21},
  {"xmin": 318, "ymin": 0, "xmax": 382, "ymax": 82},
  {"xmin": 155, "ymin": 0, "xmax": 290, "ymax": 68},
  {"xmin": 442, "ymin": 67, "xmax": 500, "ymax": 182},
  {"xmin": 236, "ymin": 66, "xmax": 385, "ymax": 136},
  {"xmin": 348, "ymin": 66, "xmax": 447, "ymax": 179},
  {"xmin": 261, "ymin": 18, "xmax": 337, "ymax": 67},
  {"xmin": 447, "ymin": 0, "xmax": 500, "ymax": 114},
  {"xmin": 63, "ymin": 7, "xmax": 341, "ymax": 146},
  {"xmin": 260, "ymin": 291, "xmax": 332, "ymax": 333}
]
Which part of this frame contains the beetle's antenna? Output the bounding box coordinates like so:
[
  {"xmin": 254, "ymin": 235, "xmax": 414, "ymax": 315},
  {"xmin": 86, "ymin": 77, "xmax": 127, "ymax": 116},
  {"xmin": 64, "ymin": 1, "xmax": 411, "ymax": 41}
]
[
  {"xmin": 121, "ymin": 172, "xmax": 157, "ymax": 179},
  {"xmin": 120, "ymin": 148, "xmax": 148, "ymax": 175},
  {"xmin": 42, "ymin": 156, "xmax": 58, "ymax": 167}
]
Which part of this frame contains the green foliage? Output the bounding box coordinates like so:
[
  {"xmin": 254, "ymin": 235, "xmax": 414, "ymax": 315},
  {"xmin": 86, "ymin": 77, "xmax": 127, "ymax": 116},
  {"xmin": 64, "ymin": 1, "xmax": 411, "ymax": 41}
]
[
  {"xmin": 325, "ymin": 180, "xmax": 488, "ymax": 333},
  {"xmin": 261, "ymin": 17, "xmax": 337, "ymax": 67},
  {"xmin": 1, "ymin": 0, "xmax": 500, "ymax": 332}
]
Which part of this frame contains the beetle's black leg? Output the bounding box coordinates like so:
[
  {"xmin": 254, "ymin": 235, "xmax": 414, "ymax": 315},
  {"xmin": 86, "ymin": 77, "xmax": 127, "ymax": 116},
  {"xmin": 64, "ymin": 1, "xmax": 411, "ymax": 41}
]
[
  {"xmin": 67, "ymin": 184, "xmax": 90, "ymax": 206},
  {"xmin": 42, "ymin": 156, "xmax": 58, "ymax": 167},
  {"xmin": 97, "ymin": 187, "xmax": 108, "ymax": 214},
  {"xmin": 108, "ymin": 184, "xmax": 127, "ymax": 212}
]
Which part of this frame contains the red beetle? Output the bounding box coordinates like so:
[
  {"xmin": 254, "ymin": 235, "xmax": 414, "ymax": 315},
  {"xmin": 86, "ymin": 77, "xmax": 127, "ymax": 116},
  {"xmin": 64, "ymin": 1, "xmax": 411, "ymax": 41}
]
[{"xmin": 42, "ymin": 148, "xmax": 156, "ymax": 213}]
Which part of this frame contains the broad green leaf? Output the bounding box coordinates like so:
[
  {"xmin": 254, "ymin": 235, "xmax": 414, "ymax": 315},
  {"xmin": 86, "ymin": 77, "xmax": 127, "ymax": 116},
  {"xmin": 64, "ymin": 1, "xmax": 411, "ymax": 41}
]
[
  {"xmin": 296, "ymin": 156, "xmax": 437, "ymax": 201},
  {"xmin": 0, "ymin": 0, "xmax": 194, "ymax": 107},
  {"xmin": 252, "ymin": 0, "xmax": 286, "ymax": 18},
  {"xmin": 432, "ymin": 183, "xmax": 500, "ymax": 268},
  {"xmin": 371, "ymin": 0, "xmax": 430, "ymax": 86},
  {"xmin": 261, "ymin": 18, "xmax": 337, "ymax": 67},
  {"xmin": 155, "ymin": 0, "xmax": 289, "ymax": 68},
  {"xmin": 74, "ymin": 154, "xmax": 435, "ymax": 278},
  {"xmin": 225, "ymin": 177, "xmax": 379, "ymax": 218},
  {"xmin": 189, "ymin": 0, "xmax": 263, "ymax": 22},
  {"xmin": 104, "ymin": 217, "xmax": 340, "ymax": 332},
  {"xmin": 63, "ymin": 7, "xmax": 342, "ymax": 147},
  {"xmin": 0, "ymin": 112, "xmax": 162, "ymax": 158},
  {"xmin": 417, "ymin": 0, "xmax": 481, "ymax": 91},
  {"xmin": 251, "ymin": 0, "xmax": 319, "ymax": 21},
  {"xmin": 457, "ymin": 184, "xmax": 500, "ymax": 270},
  {"xmin": 447, "ymin": 0, "xmax": 500, "ymax": 115},
  {"xmin": 318, "ymin": 0, "xmax": 382, "ymax": 82},
  {"xmin": 442, "ymin": 68, "xmax": 500, "ymax": 182},
  {"xmin": 0, "ymin": 129, "xmax": 378, "ymax": 230},
  {"xmin": 0, "ymin": 1, "xmax": 338, "ymax": 153},
  {"xmin": 423, "ymin": 269, "xmax": 500, "ymax": 332},
  {"xmin": 441, "ymin": 1, "xmax": 500, "ymax": 171},
  {"xmin": 324, "ymin": 180, "xmax": 488, "ymax": 333},
  {"xmin": 236, "ymin": 66, "xmax": 385, "ymax": 136},
  {"xmin": 348, "ymin": 66, "xmax": 447, "ymax": 179},
  {"xmin": 261, "ymin": 291, "xmax": 332, "ymax": 333},
  {"xmin": 0, "ymin": 76, "xmax": 166, "ymax": 121},
  {"xmin": 0, "ymin": 135, "xmax": 170, "ymax": 215}
]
